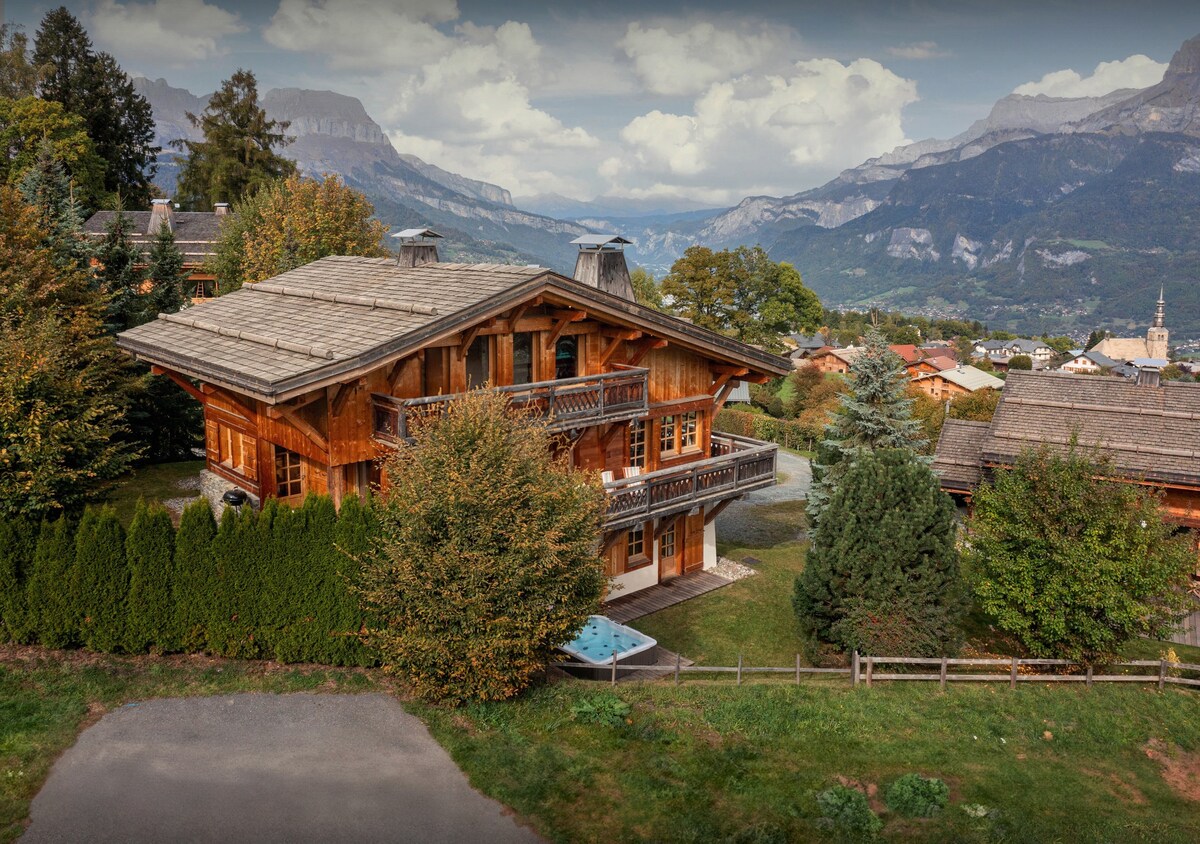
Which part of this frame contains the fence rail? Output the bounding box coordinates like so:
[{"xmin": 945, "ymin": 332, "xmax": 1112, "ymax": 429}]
[{"xmin": 553, "ymin": 651, "xmax": 1200, "ymax": 691}]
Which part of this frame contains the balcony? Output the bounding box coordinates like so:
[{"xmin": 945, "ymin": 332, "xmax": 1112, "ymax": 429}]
[
  {"xmin": 603, "ymin": 433, "xmax": 778, "ymax": 531},
  {"xmin": 372, "ymin": 367, "xmax": 649, "ymax": 445}
]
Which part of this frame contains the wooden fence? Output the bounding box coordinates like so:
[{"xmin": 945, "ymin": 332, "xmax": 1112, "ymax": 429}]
[{"xmin": 552, "ymin": 651, "xmax": 1200, "ymax": 691}]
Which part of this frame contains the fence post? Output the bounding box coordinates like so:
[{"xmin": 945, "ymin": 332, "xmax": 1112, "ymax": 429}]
[
  {"xmin": 939, "ymin": 657, "xmax": 947, "ymax": 692},
  {"xmin": 866, "ymin": 656, "xmax": 874, "ymax": 688},
  {"xmin": 611, "ymin": 650, "xmax": 618, "ymax": 687},
  {"xmin": 1086, "ymin": 665, "xmax": 1093, "ymax": 688},
  {"xmin": 674, "ymin": 652, "xmax": 681, "ymax": 686},
  {"xmin": 796, "ymin": 653, "xmax": 801, "ymax": 686},
  {"xmin": 1010, "ymin": 656, "xmax": 1018, "ymax": 689},
  {"xmin": 1159, "ymin": 659, "xmax": 1167, "ymax": 691},
  {"xmin": 851, "ymin": 652, "xmax": 859, "ymax": 687},
  {"xmin": 737, "ymin": 653, "xmax": 743, "ymax": 686}
]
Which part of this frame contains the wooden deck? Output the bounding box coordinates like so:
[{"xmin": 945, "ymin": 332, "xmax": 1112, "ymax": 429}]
[{"xmin": 604, "ymin": 570, "xmax": 733, "ymax": 624}]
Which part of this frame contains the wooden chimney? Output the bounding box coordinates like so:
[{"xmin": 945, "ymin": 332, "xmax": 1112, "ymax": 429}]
[
  {"xmin": 148, "ymin": 198, "xmax": 173, "ymax": 235},
  {"xmin": 392, "ymin": 228, "xmax": 443, "ymax": 268},
  {"xmin": 572, "ymin": 235, "xmax": 634, "ymax": 300}
]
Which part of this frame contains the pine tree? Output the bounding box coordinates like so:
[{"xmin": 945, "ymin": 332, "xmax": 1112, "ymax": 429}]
[
  {"xmin": 26, "ymin": 517, "xmax": 78, "ymax": 647},
  {"xmin": 72, "ymin": 505, "xmax": 128, "ymax": 652},
  {"xmin": 794, "ymin": 449, "xmax": 965, "ymax": 656},
  {"xmin": 174, "ymin": 69, "xmax": 294, "ymax": 211},
  {"xmin": 145, "ymin": 226, "xmax": 187, "ymax": 316},
  {"xmin": 33, "ymin": 8, "xmax": 158, "ymax": 205},
  {"xmin": 124, "ymin": 500, "xmax": 176, "ymax": 653},
  {"xmin": 173, "ymin": 498, "xmax": 218, "ymax": 652},
  {"xmin": 0, "ymin": 515, "xmax": 37, "ymax": 642},
  {"xmin": 17, "ymin": 139, "xmax": 94, "ymax": 271},
  {"xmin": 94, "ymin": 205, "xmax": 145, "ymax": 333},
  {"xmin": 807, "ymin": 328, "xmax": 926, "ymax": 520}
]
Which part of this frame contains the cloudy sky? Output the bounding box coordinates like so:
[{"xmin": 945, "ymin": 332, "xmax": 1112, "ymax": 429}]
[{"xmin": 5, "ymin": 0, "xmax": 1199, "ymax": 204}]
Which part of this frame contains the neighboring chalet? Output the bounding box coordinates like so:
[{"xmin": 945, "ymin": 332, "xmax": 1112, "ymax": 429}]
[
  {"xmin": 972, "ymin": 338, "xmax": 1054, "ymax": 367},
  {"xmin": 810, "ymin": 347, "xmax": 860, "ymax": 375},
  {"xmin": 115, "ymin": 233, "xmax": 790, "ymax": 597},
  {"xmin": 84, "ymin": 199, "xmax": 229, "ymax": 299},
  {"xmin": 911, "ymin": 364, "xmax": 1004, "ymax": 400},
  {"xmin": 1060, "ymin": 349, "xmax": 1118, "ymax": 374},
  {"xmin": 905, "ymin": 355, "xmax": 956, "ymax": 377},
  {"xmin": 932, "ymin": 369, "xmax": 1200, "ymax": 527}
]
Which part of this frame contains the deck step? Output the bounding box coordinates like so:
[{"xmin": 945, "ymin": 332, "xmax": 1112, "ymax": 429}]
[{"xmin": 604, "ymin": 570, "xmax": 733, "ymax": 624}]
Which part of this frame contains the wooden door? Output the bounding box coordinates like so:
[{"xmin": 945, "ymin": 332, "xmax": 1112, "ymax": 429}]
[{"xmin": 658, "ymin": 518, "xmax": 682, "ymax": 581}]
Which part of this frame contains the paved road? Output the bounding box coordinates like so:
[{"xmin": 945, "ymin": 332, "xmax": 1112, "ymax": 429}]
[{"xmin": 22, "ymin": 693, "xmax": 542, "ymax": 844}]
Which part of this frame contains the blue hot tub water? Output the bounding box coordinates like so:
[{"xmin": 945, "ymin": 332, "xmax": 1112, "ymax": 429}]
[{"xmin": 561, "ymin": 615, "xmax": 657, "ymax": 666}]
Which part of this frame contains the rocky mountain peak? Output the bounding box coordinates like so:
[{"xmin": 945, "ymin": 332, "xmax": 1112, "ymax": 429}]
[
  {"xmin": 1166, "ymin": 34, "xmax": 1200, "ymax": 78},
  {"xmin": 262, "ymin": 88, "xmax": 385, "ymax": 145}
]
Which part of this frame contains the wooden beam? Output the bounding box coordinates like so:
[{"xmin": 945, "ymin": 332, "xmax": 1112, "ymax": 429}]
[
  {"xmin": 599, "ymin": 422, "xmax": 624, "ymax": 451},
  {"xmin": 330, "ymin": 379, "xmax": 359, "ymax": 417},
  {"xmin": 709, "ymin": 367, "xmax": 748, "ymax": 396},
  {"xmin": 151, "ymin": 365, "xmax": 205, "ymax": 404},
  {"xmin": 600, "ymin": 331, "xmax": 642, "ymax": 368},
  {"xmin": 713, "ymin": 381, "xmax": 738, "ymax": 413},
  {"xmin": 745, "ymin": 373, "xmax": 770, "ymax": 384},
  {"xmin": 654, "ymin": 513, "xmax": 682, "ymax": 541},
  {"xmin": 199, "ymin": 383, "xmax": 257, "ymax": 423},
  {"xmin": 704, "ymin": 498, "xmax": 736, "ymax": 525},
  {"xmin": 548, "ymin": 308, "xmax": 587, "ymax": 322},
  {"xmin": 507, "ymin": 301, "xmax": 532, "ymax": 327},
  {"xmin": 273, "ymin": 404, "xmax": 329, "ymax": 454},
  {"xmin": 386, "ymin": 358, "xmax": 406, "ymax": 392},
  {"xmin": 546, "ymin": 315, "xmax": 574, "ymax": 347},
  {"xmin": 627, "ymin": 337, "xmax": 667, "ymax": 367},
  {"xmin": 458, "ymin": 322, "xmax": 487, "ymax": 358}
]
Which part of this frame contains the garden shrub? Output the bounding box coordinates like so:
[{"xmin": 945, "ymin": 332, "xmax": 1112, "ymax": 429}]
[
  {"xmin": 570, "ymin": 693, "xmax": 631, "ymax": 727},
  {"xmin": 72, "ymin": 506, "xmax": 128, "ymax": 652},
  {"xmin": 124, "ymin": 500, "xmax": 176, "ymax": 653},
  {"xmin": 26, "ymin": 517, "xmax": 77, "ymax": 648},
  {"xmin": 816, "ymin": 785, "xmax": 882, "ymax": 837},
  {"xmin": 885, "ymin": 773, "xmax": 949, "ymax": 817},
  {"xmin": 208, "ymin": 504, "xmax": 264, "ymax": 659},
  {"xmin": 0, "ymin": 516, "xmax": 37, "ymax": 642},
  {"xmin": 327, "ymin": 493, "xmax": 374, "ymax": 666},
  {"xmin": 173, "ymin": 497, "xmax": 218, "ymax": 652},
  {"xmin": 268, "ymin": 495, "xmax": 340, "ymax": 663}
]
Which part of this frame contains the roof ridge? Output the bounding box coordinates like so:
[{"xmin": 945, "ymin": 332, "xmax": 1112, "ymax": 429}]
[
  {"xmin": 157, "ymin": 312, "xmax": 337, "ymax": 360},
  {"xmin": 248, "ymin": 282, "xmax": 439, "ymax": 316}
]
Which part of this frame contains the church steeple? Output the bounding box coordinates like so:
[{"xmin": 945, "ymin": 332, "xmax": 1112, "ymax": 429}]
[
  {"xmin": 1147, "ymin": 286, "xmax": 1169, "ymax": 360},
  {"xmin": 1153, "ymin": 286, "xmax": 1165, "ymax": 329}
]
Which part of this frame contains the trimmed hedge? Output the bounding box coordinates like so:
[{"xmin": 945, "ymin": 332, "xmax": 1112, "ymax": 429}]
[
  {"xmin": 0, "ymin": 494, "xmax": 374, "ymax": 666},
  {"xmin": 715, "ymin": 407, "xmax": 816, "ymax": 452}
]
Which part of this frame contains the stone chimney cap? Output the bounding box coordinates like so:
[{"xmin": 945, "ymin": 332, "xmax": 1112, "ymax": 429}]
[
  {"xmin": 391, "ymin": 228, "xmax": 443, "ymax": 240},
  {"xmin": 571, "ymin": 234, "xmax": 631, "ymax": 249}
]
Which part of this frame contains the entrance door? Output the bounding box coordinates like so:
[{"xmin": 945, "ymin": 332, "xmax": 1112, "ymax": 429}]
[{"xmin": 658, "ymin": 519, "xmax": 682, "ymax": 581}]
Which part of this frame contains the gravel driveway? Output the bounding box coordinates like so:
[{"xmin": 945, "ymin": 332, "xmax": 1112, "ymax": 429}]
[
  {"xmin": 22, "ymin": 693, "xmax": 542, "ymax": 844},
  {"xmin": 715, "ymin": 449, "xmax": 811, "ymax": 547}
]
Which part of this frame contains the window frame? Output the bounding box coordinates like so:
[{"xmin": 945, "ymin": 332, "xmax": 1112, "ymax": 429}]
[
  {"xmin": 274, "ymin": 447, "xmax": 304, "ymax": 500},
  {"xmin": 628, "ymin": 419, "xmax": 647, "ymax": 469},
  {"xmin": 659, "ymin": 523, "xmax": 676, "ymax": 559},
  {"xmin": 626, "ymin": 523, "xmax": 649, "ymax": 568}
]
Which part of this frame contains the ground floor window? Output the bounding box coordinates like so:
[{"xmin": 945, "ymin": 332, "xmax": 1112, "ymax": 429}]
[
  {"xmin": 659, "ymin": 523, "xmax": 676, "ymax": 558},
  {"xmin": 626, "ymin": 523, "xmax": 646, "ymax": 562},
  {"xmin": 275, "ymin": 447, "xmax": 303, "ymax": 499}
]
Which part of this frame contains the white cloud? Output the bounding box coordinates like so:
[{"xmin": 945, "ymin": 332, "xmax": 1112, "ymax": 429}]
[
  {"xmin": 887, "ymin": 41, "xmax": 949, "ymax": 60},
  {"xmin": 618, "ymin": 20, "xmax": 791, "ymax": 96},
  {"xmin": 603, "ymin": 57, "xmax": 919, "ymax": 203},
  {"xmin": 1013, "ymin": 54, "xmax": 1167, "ymax": 98},
  {"xmin": 263, "ymin": 1, "xmax": 596, "ymax": 197},
  {"xmin": 89, "ymin": 0, "xmax": 244, "ymax": 65}
]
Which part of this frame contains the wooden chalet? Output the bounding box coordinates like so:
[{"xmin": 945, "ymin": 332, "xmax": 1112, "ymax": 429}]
[
  {"xmin": 932, "ymin": 370, "xmax": 1200, "ymax": 527},
  {"xmin": 84, "ymin": 199, "xmax": 229, "ymax": 299},
  {"xmin": 115, "ymin": 233, "xmax": 790, "ymax": 597}
]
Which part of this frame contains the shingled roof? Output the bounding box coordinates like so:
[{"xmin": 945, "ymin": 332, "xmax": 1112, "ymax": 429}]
[
  {"xmin": 979, "ymin": 370, "xmax": 1200, "ymax": 488},
  {"xmin": 117, "ymin": 255, "xmax": 790, "ymax": 402},
  {"xmin": 84, "ymin": 211, "xmax": 225, "ymax": 263},
  {"xmin": 931, "ymin": 419, "xmax": 989, "ymax": 492}
]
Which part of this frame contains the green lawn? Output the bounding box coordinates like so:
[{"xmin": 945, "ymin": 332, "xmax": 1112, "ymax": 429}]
[
  {"xmin": 0, "ymin": 648, "xmax": 381, "ymax": 843},
  {"xmin": 101, "ymin": 460, "xmax": 204, "ymax": 526}
]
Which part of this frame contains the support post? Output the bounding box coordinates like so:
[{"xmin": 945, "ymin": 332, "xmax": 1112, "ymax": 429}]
[
  {"xmin": 1010, "ymin": 656, "xmax": 1018, "ymax": 689},
  {"xmin": 736, "ymin": 653, "xmax": 743, "ymax": 686},
  {"xmin": 866, "ymin": 657, "xmax": 874, "ymax": 688},
  {"xmin": 675, "ymin": 652, "xmax": 681, "ymax": 686},
  {"xmin": 611, "ymin": 650, "xmax": 618, "ymax": 687},
  {"xmin": 1159, "ymin": 659, "xmax": 1167, "ymax": 691},
  {"xmin": 939, "ymin": 657, "xmax": 948, "ymax": 692},
  {"xmin": 1087, "ymin": 665, "xmax": 1094, "ymax": 688},
  {"xmin": 796, "ymin": 653, "xmax": 801, "ymax": 686},
  {"xmin": 851, "ymin": 652, "xmax": 860, "ymax": 687}
]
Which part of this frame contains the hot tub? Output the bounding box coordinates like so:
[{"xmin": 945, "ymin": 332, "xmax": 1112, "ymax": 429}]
[{"xmin": 559, "ymin": 615, "xmax": 658, "ymax": 680}]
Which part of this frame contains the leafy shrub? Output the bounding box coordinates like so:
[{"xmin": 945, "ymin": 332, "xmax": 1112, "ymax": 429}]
[
  {"xmin": 173, "ymin": 498, "xmax": 218, "ymax": 652},
  {"xmin": 885, "ymin": 773, "xmax": 949, "ymax": 817},
  {"xmin": 570, "ymin": 693, "xmax": 631, "ymax": 727},
  {"xmin": 715, "ymin": 408, "xmax": 816, "ymax": 451},
  {"xmin": 724, "ymin": 822, "xmax": 788, "ymax": 844},
  {"xmin": 816, "ymin": 785, "xmax": 882, "ymax": 837}
]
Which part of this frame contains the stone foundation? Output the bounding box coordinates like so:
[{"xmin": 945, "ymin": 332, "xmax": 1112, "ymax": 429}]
[{"xmin": 199, "ymin": 469, "xmax": 260, "ymax": 516}]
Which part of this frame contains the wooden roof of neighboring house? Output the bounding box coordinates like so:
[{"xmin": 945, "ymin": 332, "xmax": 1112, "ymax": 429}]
[
  {"xmin": 84, "ymin": 210, "xmax": 225, "ymax": 264},
  {"xmin": 116, "ymin": 256, "xmax": 790, "ymax": 403},
  {"xmin": 811, "ymin": 346, "xmax": 861, "ymax": 365},
  {"xmin": 931, "ymin": 419, "xmax": 990, "ymax": 492},
  {"xmin": 978, "ymin": 370, "xmax": 1200, "ymax": 488},
  {"xmin": 914, "ymin": 365, "xmax": 1005, "ymax": 392}
]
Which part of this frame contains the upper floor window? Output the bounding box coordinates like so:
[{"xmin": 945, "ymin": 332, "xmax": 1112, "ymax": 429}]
[
  {"xmin": 513, "ymin": 332, "xmax": 535, "ymax": 385},
  {"xmin": 658, "ymin": 415, "xmax": 676, "ymax": 455},
  {"xmin": 660, "ymin": 412, "xmax": 701, "ymax": 457},
  {"xmin": 628, "ymin": 419, "xmax": 647, "ymax": 469},
  {"xmin": 275, "ymin": 447, "xmax": 303, "ymax": 499},
  {"xmin": 466, "ymin": 334, "xmax": 491, "ymax": 388},
  {"xmin": 555, "ymin": 336, "xmax": 578, "ymax": 380}
]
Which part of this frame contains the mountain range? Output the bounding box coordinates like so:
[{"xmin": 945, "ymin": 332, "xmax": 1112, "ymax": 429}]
[{"xmin": 137, "ymin": 32, "xmax": 1200, "ymax": 338}]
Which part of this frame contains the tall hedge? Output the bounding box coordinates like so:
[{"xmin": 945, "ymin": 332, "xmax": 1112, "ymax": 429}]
[
  {"xmin": 208, "ymin": 504, "xmax": 267, "ymax": 658},
  {"xmin": 26, "ymin": 517, "xmax": 77, "ymax": 648},
  {"xmin": 0, "ymin": 516, "xmax": 37, "ymax": 642},
  {"xmin": 329, "ymin": 494, "xmax": 374, "ymax": 666},
  {"xmin": 72, "ymin": 506, "xmax": 129, "ymax": 653},
  {"xmin": 124, "ymin": 500, "xmax": 176, "ymax": 653},
  {"xmin": 173, "ymin": 498, "xmax": 218, "ymax": 652}
]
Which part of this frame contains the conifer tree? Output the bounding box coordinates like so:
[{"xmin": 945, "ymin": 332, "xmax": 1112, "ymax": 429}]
[
  {"xmin": 0, "ymin": 516, "xmax": 37, "ymax": 642},
  {"xmin": 17, "ymin": 139, "xmax": 94, "ymax": 271},
  {"xmin": 173, "ymin": 498, "xmax": 218, "ymax": 652},
  {"xmin": 329, "ymin": 494, "xmax": 375, "ymax": 666},
  {"xmin": 794, "ymin": 449, "xmax": 964, "ymax": 656},
  {"xmin": 207, "ymin": 504, "xmax": 266, "ymax": 658},
  {"xmin": 174, "ymin": 69, "xmax": 294, "ymax": 211},
  {"xmin": 807, "ymin": 328, "xmax": 926, "ymax": 520},
  {"xmin": 72, "ymin": 506, "xmax": 128, "ymax": 652},
  {"xmin": 145, "ymin": 226, "xmax": 188, "ymax": 316},
  {"xmin": 26, "ymin": 517, "xmax": 77, "ymax": 648},
  {"xmin": 94, "ymin": 205, "xmax": 145, "ymax": 333},
  {"xmin": 124, "ymin": 500, "xmax": 176, "ymax": 653}
]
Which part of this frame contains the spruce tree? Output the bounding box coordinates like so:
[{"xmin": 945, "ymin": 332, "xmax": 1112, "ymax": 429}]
[
  {"xmin": 173, "ymin": 498, "xmax": 218, "ymax": 652},
  {"xmin": 794, "ymin": 449, "xmax": 965, "ymax": 656},
  {"xmin": 145, "ymin": 226, "xmax": 188, "ymax": 315},
  {"xmin": 94, "ymin": 205, "xmax": 145, "ymax": 333},
  {"xmin": 72, "ymin": 505, "xmax": 128, "ymax": 652},
  {"xmin": 124, "ymin": 500, "xmax": 176, "ymax": 653},
  {"xmin": 807, "ymin": 328, "xmax": 926, "ymax": 520},
  {"xmin": 0, "ymin": 515, "xmax": 37, "ymax": 642},
  {"xmin": 26, "ymin": 517, "xmax": 78, "ymax": 648},
  {"xmin": 174, "ymin": 69, "xmax": 294, "ymax": 210},
  {"xmin": 17, "ymin": 140, "xmax": 94, "ymax": 271}
]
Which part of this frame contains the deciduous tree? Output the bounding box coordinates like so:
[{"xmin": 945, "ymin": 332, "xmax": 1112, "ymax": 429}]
[
  {"xmin": 630, "ymin": 266, "xmax": 662, "ymax": 310},
  {"xmin": 0, "ymin": 96, "xmax": 104, "ymax": 205}
]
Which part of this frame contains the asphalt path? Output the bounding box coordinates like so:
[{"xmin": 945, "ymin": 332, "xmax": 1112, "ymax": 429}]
[{"xmin": 22, "ymin": 693, "xmax": 542, "ymax": 844}]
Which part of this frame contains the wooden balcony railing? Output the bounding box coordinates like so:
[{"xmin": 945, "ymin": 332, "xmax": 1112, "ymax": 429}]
[
  {"xmin": 372, "ymin": 367, "xmax": 649, "ymax": 445},
  {"xmin": 603, "ymin": 433, "xmax": 778, "ymax": 531}
]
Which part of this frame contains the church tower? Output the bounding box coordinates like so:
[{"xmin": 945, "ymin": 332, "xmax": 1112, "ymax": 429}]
[{"xmin": 1146, "ymin": 286, "xmax": 1169, "ymax": 360}]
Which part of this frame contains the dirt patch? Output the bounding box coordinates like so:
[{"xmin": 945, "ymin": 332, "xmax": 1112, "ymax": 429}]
[
  {"xmin": 835, "ymin": 775, "xmax": 886, "ymax": 814},
  {"xmin": 1144, "ymin": 739, "xmax": 1200, "ymax": 802},
  {"xmin": 1080, "ymin": 767, "xmax": 1148, "ymax": 805}
]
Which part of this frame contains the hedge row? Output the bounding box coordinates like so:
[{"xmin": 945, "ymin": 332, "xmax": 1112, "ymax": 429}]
[
  {"xmin": 0, "ymin": 495, "xmax": 375, "ymax": 666},
  {"xmin": 715, "ymin": 408, "xmax": 817, "ymax": 452}
]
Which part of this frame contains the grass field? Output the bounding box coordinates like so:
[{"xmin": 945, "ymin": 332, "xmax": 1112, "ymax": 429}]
[
  {"xmin": 101, "ymin": 460, "xmax": 204, "ymax": 526},
  {"xmin": 0, "ymin": 648, "xmax": 381, "ymax": 843}
]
